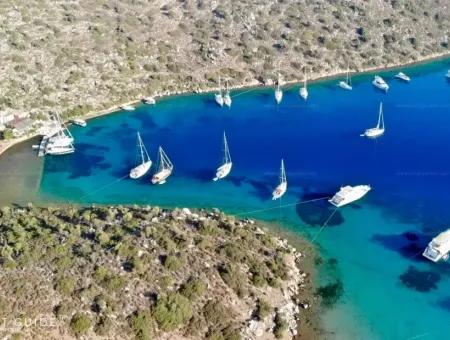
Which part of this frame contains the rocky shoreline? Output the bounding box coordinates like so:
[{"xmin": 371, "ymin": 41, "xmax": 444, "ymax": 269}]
[{"xmin": 0, "ymin": 205, "xmax": 319, "ymax": 339}]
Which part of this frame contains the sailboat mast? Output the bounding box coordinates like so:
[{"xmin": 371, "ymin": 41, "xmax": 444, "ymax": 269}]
[
  {"xmin": 137, "ymin": 133, "xmax": 145, "ymax": 164},
  {"xmin": 377, "ymin": 103, "xmax": 383, "ymax": 128},
  {"xmin": 223, "ymin": 132, "xmax": 230, "ymax": 163},
  {"xmin": 280, "ymin": 159, "xmax": 286, "ymax": 183}
]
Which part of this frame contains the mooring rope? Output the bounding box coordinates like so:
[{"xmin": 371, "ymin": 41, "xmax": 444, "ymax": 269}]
[
  {"xmin": 311, "ymin": 206, "xmax": 339, "ymax": 242},
  {"xmin": 79, "ymin": 174, "xmax": 129, "ymax": 200}
]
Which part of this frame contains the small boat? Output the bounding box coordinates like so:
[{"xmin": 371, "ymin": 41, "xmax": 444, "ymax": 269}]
[
  {"xmin": 395, "ymin": 72, "xmax": 410, "ymax": 82},
  {"xmin": 338, "ymin": 65, "xmax": 352, "ymax": 90},
  {"xmin": 223, "ymin": 81, "xmax": 232, "ymax": 107},
  {"xmin": 274, "ymin": 73, "xmax": 283, "ymax": 104},
  {"xmin": 215, "ymin": 77, "xmax": 224, "ymax": 107},
  {"xmin": 151, "ymin": 146, "xmax": 173, "ymax": 184},
  {"xmin": 142, "ymin": 97, "xmax": 156, "ymax": 105},
  {"xmin": 213, "ymin": 132, "xmax": 232, "ymax": 181},
  {"xmin": 423, "ymin": 229, "xmax": 450, "ymax": 262},
  {"xmin": 129, "ymin": 132, "xmax": 152, "ymax": 179},
  {"xmin": 329, "ymin": 185, "xmax": 371, "ymax": 207},
  {"xmin": 272, "ymin": 159, "xmax": 287, "ymax": 200},
  {"xmin": 361, "ymin": 102, "xmax": 385, "ymax": 138},
  {"xmin": 72, "ymin": 118, "xmax": 87, "ymax": 127},
  {"xmin": 372, "ymin": 76, "xmax": 389, "ymax": 92},
  {"xmin": 446, "ymin": 70, "xmax": 450, "ymax": 79},
  {"xmin": 121, "ymin": 105, "xmax": 135, "ymax": 111},
  {"xmin": 32, "ymin": 145, "xmax": 40, "ymax": 150},
  {"xmin": 45, "ymin": 144, "xmax": 75, "ymax": 155},
  {"xmin": 299, "ymin": 72, "xmax": 308, "ymax": 100}
]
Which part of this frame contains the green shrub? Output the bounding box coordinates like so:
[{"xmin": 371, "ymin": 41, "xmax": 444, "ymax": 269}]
[
  {"xmin": 55, "ymin": 277, "xmax": 75, "ymax": 296},
  {"xmin": 179, "ymin": 277, "xmax": 206, "ymax": 300},
  {"xmin": 202, "ymin": 300, "xmax": 231, "ymax": 332},
  {"xmin": 129, "ymin": 310, "xmax": 155, "ymax": 340},
  {"xmin": 95, "ymin": 316, "xmax": 112, "ymax": 336},
  {"xmin": 70, "ymin": 313, "xmax": 91, "ymax": 336},
  {"xmin": 164, "ymin": 255, "xmax": 182, "ymax": 271},
  {"xmin": 256, "ymin": 299, "xmax": 272, "ymax": 319},
  {"xmin": 154, "ymin": 293, "xmax": 192, "ymax": 331},
  {"xmin": 273, "ymin": 312, "xmax": 287, "ymax": 338},
  {"xmin": 218, "ymin": 264, "xmax": 247, "ymax": 297}
]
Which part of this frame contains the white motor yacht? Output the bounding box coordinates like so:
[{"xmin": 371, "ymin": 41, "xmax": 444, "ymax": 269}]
[
  {"xmin": 372, "ymin": 76, "xmax": 389, "ymax": 92},
  {"xmin": 423, "ymin": 229, "xmax": 450, "ymax": 262},
  {"xmin": 329, "ymin": 185, "xmax": 371, "ymax": 207},
  {"xmin": 395, "ymin": 72, "xmax": 410, "ymax": 82},
  {"xmin": 72, "ymin": 118, "xmax": 87, "ymax": 127}
]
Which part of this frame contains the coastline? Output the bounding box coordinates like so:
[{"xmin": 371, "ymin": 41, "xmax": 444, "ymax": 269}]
[{"xmin": 0, "ymin": 51, "xmax": 448, "ymax": 159}]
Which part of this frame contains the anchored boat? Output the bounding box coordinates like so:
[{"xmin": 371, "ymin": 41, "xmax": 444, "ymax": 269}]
[
  {"xmin": 213, "ymin": 132, "xmax": 232, "ymax": 181},
  {"xmin": 338, "ymin": 65, "xmax": 352, "ymax": 90},
  {"xmin": 275, "ymin": 73, "xmax": 283, "ymax": 104},
  {"xmin": 129, "ymin": 132, "xmax": 152, "ymax": 179},
  {"xmin": 223, "ymin": 81, "xmax": 232, "ymax": 107},
  {"xmin": 299, "ymin": 71, "xmax": 308, "ymax": 100},
  {"xmin": 121, "ymin": 105, "xmax": 135, "ymax": 111},
  {"xmin": 372, "ymin": 75, "xmax": 389, "ymax": 92},
  {"xmin": 215, "ymin": 77, "xmax": 224, "ymax": 107},
  {"xmin": 142, "ymin": 97, "xmax": 156, "ymax": 105},
  {"xmin": 446, "ymin": 70, "xmax": 450, "ymax": 79},
  {"xmin": 45, "ymin": 114, "xmax": 75, "ymax": 155},
  {"xmin": 395, "ymin": 72, "xmax": 410, "ymax": 82},
  {"xmin": 151, "ymin": 147, "xmax": 173, "ymax": 185},
  {"xmin": 361, "ymin": 102, "xmax": 385, "ymax": 138},
  {"xmin": 272, "ymin": 159, "xmax": 287, "ymax": 200},
  {"xmin": 329, "ymin": 185, "xmax": 371, "ymax": 207},
  {"xmin": 72, "ymin": 118, "xmax": 87, "ymax": 127},
  {"xmin": 423, "ymin": 229, "xmax": 450, "ymax": 262}
]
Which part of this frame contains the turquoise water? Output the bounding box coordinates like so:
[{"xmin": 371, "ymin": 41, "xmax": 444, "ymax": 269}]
[{"xmin": 20, "ymin": 58, "xmax": 450, "ymax": 338}]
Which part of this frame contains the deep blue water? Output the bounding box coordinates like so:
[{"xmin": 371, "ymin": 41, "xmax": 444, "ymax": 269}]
[{"xmin": 36, "ymin": 58, "xmax": 450, "ymax": 339}]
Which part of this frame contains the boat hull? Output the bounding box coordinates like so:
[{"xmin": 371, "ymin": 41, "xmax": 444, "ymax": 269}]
[
  {"xmin": 362, "ymin": 128, "xmax": 384, "ymax": 138},
  {"xmin": 338, "ymin": 81, "xmax": 352, "ymax": 90},
  {"xmin": 275, "ymin": 89, "xmax": 283, "ymax": 104},
  {"xmin": 152, "ymin": 168, "xmax": 173, "ymax": 184},
  {"xmin": 272, "ymin": 182, "xmax": 287, "ymax": 200},
  {"xmin": 130, "ymin": 161, "xmax": 152, "ymax": 179},
  {"xmin": 213, "ymin": 162, "xmax": 232, "ymax": 181},
  {"xmin": 215, "ymin": 94, "xmax": 224, "ymax": 107},
  {"xmin": 329, "ymin": 185, "xmax": 371, "ymax": 207},
  {"xmin": 299, "ymin": 88, "xmax": 308, "ymax": 100},
  {"xmin": 224, "ymin": 95, "xmax": 232, "ymax": 107}
]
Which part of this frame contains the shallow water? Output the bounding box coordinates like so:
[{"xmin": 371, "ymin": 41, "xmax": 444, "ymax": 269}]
[{"xmin": 2, "ymin": 58, "xmax": 450, "ymax": 339}]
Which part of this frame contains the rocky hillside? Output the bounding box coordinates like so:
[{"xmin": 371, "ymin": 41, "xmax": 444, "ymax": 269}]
[
  {"xmin": 0, "ymin": 205, "xmax": 316, "ymax": 339},
  {"xmin": 0, "ymin": 0, "xmax": 448, "ymax": 118}
]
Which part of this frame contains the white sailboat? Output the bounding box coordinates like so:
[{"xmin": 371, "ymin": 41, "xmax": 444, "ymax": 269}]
[
  {"xmin": 274, "ymin": 73, "xmax": 283, "ymax": 104},
  {"xmin": 329, "ymin": 185, "xmax": 371, "ymax": 207},
  {"xmin": 299, "ymin": 73, "xmax": 308, "ymax": 100},
  {"xmin": 372, "ymin": 75, "xmax": 389, "ymax": 92},
  {"xmin": 213, "ymin": 132, "xmax": 232, "ymax": 181},
  {"xmin": 45, "ymin": 114, "xmax": 75, "ymax": 155},
  {"xmin": 224, "ymin": 81, "xmax": 232, "ymax": 107},
  {"xmin": 395, "ymin": 72, "xmax": 410, "ymax": 82},
  {"xmin": 361, "ymin": 102, "xmax": 385, "ymax": 138},
  {"xmin": 129, "ymin": 132, "xmax": 152, "ymax": 179},
  {"xmin": 272, "ymin": 159, "xmax": 287, "ymax": 200},
  {"xmin": 151, "ymin": 147, "xmax": 173, "ymax": 185},
  {"xmin": 215, "ymin": 77, "xmax": 224, "ymax": 107},
  {"xmin": 338, "ymin": 65, "xmax": 352, "ymax": 90}
]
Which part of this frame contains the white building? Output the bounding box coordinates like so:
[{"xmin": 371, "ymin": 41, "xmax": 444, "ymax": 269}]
[{"xmin": 0, "ymin": 112, "xmax": 14, "ymax": 125}]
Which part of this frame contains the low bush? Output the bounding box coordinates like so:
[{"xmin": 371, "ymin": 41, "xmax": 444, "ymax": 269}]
[{"xmin": 154, "ymin": 293, "xmax": 192, "ymax": 331}]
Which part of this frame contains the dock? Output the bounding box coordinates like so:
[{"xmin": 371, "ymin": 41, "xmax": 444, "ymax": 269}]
[{"xmin": 37, "ymin": 136, "xmax": 49, "ymax": 157}]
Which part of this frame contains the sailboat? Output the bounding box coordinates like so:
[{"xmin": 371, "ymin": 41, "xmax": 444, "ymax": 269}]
[
  {"xmin": 129, "ymin": 132, "xmax": 152, "ymax": 179},
  {"xmin": 361, "ymin": 102, "xmax": 385, "ymax": 138},
  {"xmin": 338, "ymin": 65, "xmax": 352, "ymax": 90},
  {"xmin": 274, "ymin": 73, "xmax": 283, "ymax": 104},
  {"xmin": 224, "ymin": 81, "xmax": 232, "ymax": 107},
  {"xmin": 215, "ymin": 77, "xmax": 224, "ymax": 107},
  {"xmin": 272, "ymin": 159, "xmax": 287, "ymax": 200},
  {"xmin": 299, "ymin": 70, "xmax": 308, "ymax": 100},
  {"xmin": 151, "ymin": 147, "xmax": 173, "ymax": 184},
  {"xmin": 213, "ymin": 132, "xmax": 232, "ymax": 181},
  {"xmin": 45, "ymin": 114, "xmax": 75, "ymax": 155}
]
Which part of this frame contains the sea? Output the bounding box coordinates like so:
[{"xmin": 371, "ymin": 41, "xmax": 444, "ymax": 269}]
[{"xmin": 1, "ymin": 58, "xmax": 450, "ymax": 339}]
